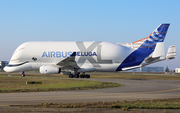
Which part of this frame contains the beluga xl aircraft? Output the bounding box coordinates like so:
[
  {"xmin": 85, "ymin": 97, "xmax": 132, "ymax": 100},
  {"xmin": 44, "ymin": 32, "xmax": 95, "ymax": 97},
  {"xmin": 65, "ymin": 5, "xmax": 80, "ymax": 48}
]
[{"xmin": 4, "ymin": 23, "xmax": 176, "ymax": 78}]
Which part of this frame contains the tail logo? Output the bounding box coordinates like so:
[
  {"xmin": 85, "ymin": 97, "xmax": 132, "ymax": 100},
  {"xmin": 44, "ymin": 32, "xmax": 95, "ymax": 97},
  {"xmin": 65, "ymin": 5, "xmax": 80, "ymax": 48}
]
[{"xmin": 140, "ymin": 24, "xmax": 170, "ymax": 50}]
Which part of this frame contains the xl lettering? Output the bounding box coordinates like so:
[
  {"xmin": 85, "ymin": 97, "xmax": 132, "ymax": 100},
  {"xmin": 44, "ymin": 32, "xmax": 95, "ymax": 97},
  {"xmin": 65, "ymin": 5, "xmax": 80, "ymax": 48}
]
[{"xmin": 76, "ymin": 42, "xmax": 112, "ymax": 67}]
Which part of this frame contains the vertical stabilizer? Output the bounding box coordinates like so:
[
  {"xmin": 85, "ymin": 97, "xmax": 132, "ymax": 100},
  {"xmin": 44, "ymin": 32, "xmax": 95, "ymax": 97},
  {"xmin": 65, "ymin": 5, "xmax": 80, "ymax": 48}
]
[
  {"xmin": 116, "ymin": 23, "xmax": 170, "ymax": 71},
  {"xmin": 139, "ymin": 23, "xmax": 170, "ymax": 51}
]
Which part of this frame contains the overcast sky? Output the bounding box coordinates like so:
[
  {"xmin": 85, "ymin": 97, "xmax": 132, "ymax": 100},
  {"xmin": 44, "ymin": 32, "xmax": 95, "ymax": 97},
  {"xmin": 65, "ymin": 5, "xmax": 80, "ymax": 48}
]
[{"xmin": 0, "ymin": 0, "xmax": 179, "ymax": 70}]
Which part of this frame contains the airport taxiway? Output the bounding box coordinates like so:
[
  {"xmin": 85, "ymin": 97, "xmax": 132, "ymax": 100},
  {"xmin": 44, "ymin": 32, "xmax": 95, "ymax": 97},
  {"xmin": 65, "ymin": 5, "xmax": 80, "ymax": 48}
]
[{"xmin": 0, "ymin": 78, "xmax": 180, "ymax": 107}]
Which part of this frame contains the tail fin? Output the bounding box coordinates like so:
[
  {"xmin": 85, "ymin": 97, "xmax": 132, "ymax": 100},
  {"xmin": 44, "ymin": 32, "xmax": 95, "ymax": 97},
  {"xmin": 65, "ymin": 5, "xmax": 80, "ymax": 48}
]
[
  {"xmin": 139, "ymin": 23, "xmax": 170, "ymax": 50},
  {"xmin": 131, "ymin": 24, "xmax": 170, "ymax": 50},
  {"xmin": 116, "ymin": 23, "xmax": 170, "ymax": 70},
  {"xmin": 166, "ymin": 45, "xmax": 176, "ymax": 60}
]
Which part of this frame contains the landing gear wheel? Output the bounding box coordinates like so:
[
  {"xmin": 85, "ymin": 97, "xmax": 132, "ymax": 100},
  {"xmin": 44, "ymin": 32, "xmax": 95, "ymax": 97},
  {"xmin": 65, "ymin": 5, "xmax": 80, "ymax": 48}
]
[
  {"xmin": 85, "ymin": 74, "xmax": 90, "ymax": 78},
  {"xmin": 75, "ymin": 74, "xmax": 79, "ymax": 78},
  {"xmin": 69, "ymin": 74, "xmax": 73, "ymax": 78},
  {"xmin": 21, "ymin": 71, "xmax": 25, "ymax": 77},
  {"xmin": 80, "ymin": 75, "xmax": 85, "ymax": 78}
]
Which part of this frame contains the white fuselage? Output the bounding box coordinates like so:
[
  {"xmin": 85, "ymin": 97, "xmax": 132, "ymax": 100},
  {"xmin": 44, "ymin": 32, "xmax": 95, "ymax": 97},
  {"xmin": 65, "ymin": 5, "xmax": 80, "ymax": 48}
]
[{"xmin": 4, "ymin": 41, "xmax": 134, "ymax": 73}]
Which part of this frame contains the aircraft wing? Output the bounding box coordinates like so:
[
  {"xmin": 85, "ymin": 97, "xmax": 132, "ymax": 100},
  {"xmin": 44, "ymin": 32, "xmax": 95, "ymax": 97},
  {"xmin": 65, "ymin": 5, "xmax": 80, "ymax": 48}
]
[{"xmin": 56, "ymin": 52, "xmax": 79, "ymax": 69}]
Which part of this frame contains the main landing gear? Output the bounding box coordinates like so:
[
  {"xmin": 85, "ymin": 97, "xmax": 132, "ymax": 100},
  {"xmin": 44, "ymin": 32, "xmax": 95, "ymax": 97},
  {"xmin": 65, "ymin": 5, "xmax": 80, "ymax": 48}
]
[
  {"xmin": 80, "ymin": 74, "xmax": 90, "ymax": 78},
  {"xmin": 69, "ymin": 73, "xmax": 90, "ymax": 78}
]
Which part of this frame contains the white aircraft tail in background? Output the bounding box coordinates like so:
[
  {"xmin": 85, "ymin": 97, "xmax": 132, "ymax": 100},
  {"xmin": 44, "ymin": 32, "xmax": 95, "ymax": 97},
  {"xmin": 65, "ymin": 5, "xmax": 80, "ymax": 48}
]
[{"xmin": 166, "ymin": 45, "xmax": 177, "ymax": 60}]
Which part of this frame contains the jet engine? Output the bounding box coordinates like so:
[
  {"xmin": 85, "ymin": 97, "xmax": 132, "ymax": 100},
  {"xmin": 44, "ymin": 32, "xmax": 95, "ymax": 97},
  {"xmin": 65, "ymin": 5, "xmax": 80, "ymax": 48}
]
[{"xmin": 39, "ymin": 66, "xmax": 61, "ymax": 74}]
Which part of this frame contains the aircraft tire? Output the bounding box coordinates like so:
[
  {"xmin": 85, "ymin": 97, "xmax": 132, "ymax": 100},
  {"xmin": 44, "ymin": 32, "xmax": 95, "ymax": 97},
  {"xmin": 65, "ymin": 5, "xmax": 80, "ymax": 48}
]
[
  {"xmin": 75, "ymin": 74, "xmax": 79, "ymax": 78},
  {"xmin": 85, "ymin": 74, "xmax": 90, "ymax": 78},
  {"xmin": 69, "ymin": 74, "xmax": 73, "ymax": 78},
  {"xmin": 80, "ymin": 75, "xmax": 84, "ymax": 78},
  {"xmin": 21, "ymin": 71, "xmax": 25, "ymax": 77}
]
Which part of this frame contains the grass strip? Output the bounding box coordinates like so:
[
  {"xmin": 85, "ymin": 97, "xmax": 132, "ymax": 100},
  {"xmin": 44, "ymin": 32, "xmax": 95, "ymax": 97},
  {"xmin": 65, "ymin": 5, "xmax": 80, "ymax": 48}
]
[
  {"xmin": 22, "ymin": 98, "xmax": 180, "ymax": 110},
  {"xmin": 0, "ymin": 82, "xmax": 123, "ymax": 93},
  {"xmin": 0, "ymin": 75, "xmax": 123, "ymax": 93}
]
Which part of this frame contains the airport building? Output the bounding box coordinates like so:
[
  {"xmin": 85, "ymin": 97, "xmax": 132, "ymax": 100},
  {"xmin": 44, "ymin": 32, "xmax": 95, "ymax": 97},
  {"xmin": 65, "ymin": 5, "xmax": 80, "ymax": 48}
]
[
  {"xmin": 0, "ymin": 61, "xmax": 8, "ymax": 70},
  {"xmin": 141, "ymin": 66, "xmax": 164, "ymax": 72},
  {"xmin": 175, "ymin": 68, "xmax": 180, "ymax": 73},
  {"xmin": 127, "ymin": 66, "xmax": 164, "ymax": 72}
]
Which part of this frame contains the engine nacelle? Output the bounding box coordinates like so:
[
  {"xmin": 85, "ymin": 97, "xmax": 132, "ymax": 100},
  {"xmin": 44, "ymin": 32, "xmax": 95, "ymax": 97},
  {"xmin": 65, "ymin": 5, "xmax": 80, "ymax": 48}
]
[{"xmin": 39, "ymin": 66, "xmax": 61, "ymax": 74}]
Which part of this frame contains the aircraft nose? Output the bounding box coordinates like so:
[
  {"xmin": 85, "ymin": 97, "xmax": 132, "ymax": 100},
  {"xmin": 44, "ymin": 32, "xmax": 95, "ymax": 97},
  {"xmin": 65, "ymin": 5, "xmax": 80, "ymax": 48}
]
[
  {"xmin": 3, "ymin": 66, "xmax": 8, "ymax": 72},
  {"xmin": 3, "ymin": 66, "xmax": 11, "ymax": 73}
]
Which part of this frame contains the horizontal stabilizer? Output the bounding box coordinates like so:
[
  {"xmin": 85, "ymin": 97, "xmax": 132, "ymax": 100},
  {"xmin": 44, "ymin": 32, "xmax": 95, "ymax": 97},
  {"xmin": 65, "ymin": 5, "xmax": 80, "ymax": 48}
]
[{"xmin": 144, "ymin": 56, "xmax": 160, "ymax": 64}]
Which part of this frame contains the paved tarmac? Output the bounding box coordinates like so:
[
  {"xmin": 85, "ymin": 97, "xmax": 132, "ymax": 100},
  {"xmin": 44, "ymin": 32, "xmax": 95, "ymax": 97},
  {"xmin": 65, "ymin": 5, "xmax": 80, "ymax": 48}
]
[{"xmin": 0, "ymin": 78, "xmax": 180, "ymax": 107}]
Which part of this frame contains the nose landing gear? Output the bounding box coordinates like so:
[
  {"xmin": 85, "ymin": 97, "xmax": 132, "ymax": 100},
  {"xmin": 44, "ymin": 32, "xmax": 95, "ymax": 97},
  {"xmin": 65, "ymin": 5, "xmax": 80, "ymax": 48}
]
[{"xmin": 21, "ymin": 71, "xmax": 25, "ymax": 77}]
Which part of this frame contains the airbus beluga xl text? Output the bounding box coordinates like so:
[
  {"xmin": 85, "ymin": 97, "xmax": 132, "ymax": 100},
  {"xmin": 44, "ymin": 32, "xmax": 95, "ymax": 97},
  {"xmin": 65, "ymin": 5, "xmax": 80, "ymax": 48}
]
[{"xmin": 4, "ymin": 23, "xmax": 176, "ymax": 78}]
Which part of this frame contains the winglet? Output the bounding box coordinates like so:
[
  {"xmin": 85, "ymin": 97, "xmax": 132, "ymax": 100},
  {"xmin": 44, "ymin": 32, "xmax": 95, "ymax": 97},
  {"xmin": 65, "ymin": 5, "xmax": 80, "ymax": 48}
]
[{"xmin": 70, "ymin": 52, "xmax": 76, "ymax": 57}]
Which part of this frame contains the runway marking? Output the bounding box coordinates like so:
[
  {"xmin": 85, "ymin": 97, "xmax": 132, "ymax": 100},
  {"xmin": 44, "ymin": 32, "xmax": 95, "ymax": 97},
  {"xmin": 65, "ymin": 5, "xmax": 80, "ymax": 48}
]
[{"xmin": 0, "ymin": 87, "xmax": 180, "ymax": 100}]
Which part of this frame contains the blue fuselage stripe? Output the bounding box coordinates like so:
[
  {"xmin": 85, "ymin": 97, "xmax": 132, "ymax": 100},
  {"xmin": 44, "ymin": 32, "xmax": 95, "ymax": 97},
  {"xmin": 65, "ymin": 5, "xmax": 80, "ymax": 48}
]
[{"xmin": 116, "ymin": 48, "xmax": 154, "ymax": 71}]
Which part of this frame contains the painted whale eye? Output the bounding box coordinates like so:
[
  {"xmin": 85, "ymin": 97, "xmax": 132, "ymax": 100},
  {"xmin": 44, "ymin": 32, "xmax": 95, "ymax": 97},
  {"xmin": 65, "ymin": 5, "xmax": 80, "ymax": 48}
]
[{"xmin": 32, "ymin": 57, "xmax": 37, "ymax": 61}]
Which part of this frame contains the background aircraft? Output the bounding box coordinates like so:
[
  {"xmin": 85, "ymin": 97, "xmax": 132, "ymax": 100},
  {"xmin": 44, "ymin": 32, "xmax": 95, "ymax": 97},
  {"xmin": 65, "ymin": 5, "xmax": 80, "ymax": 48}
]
[{"xmin": 4, "ymin": 23, "xmax": 175, "ymax": 78}]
